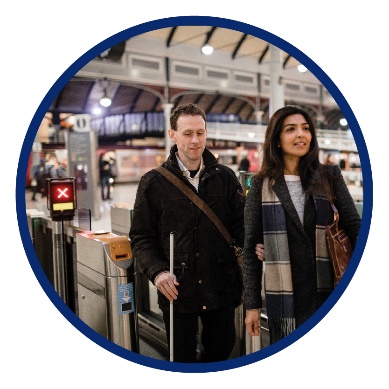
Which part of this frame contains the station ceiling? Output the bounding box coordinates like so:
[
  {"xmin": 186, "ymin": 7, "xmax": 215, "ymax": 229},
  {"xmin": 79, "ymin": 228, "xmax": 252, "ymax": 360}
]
[{"xmin": 48, "ymin": 26, "xmax": 345, "ymax": 131}]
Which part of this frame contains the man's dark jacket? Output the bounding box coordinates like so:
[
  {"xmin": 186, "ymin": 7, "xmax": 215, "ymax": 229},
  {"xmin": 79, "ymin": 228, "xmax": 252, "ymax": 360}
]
[{"xmin": 129, "ymin": 145, "xmax": 245, "ymax": 313}]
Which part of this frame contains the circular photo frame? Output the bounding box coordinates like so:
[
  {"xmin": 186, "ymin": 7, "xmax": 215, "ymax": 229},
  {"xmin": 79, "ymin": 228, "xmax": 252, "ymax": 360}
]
[{"xmin": 16, "ymin": 16, "xmax": 372, "ymax": 373}]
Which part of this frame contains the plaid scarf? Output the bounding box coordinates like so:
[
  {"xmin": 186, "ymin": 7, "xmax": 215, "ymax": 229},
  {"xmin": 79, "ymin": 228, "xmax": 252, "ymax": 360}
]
[{"xmin": 262, "ymin": 177, "xmax": 333, "ymax": 342}]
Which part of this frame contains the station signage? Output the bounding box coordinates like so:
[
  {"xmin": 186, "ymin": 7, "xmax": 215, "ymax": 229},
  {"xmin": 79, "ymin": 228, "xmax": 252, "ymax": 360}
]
[{"xmin": 47, "ymin": 178, "xmax": 77, "ymax": 220}]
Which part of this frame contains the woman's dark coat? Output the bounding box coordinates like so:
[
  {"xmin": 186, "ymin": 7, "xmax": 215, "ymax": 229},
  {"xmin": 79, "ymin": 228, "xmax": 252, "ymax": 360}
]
[
  {"xmin": 242, "ymin": 164, "xmax": 361, "ymax": 327},
  {"xmin": 129, "ymin": 145, "xmax": 245, "ymax": 314}
]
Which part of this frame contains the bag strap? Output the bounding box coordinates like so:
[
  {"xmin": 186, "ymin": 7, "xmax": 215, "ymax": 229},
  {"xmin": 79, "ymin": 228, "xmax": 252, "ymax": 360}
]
[
  {"xmin": 325, "ymin": 171, "xmax": 339, "ymax": 223},
  {"xmin": 154, "ymin": 165, "xmax": 235, "ymax": 246},
  {"xmin": 330, "ymin": 201, "xmax": 339, "ymax": 223}
]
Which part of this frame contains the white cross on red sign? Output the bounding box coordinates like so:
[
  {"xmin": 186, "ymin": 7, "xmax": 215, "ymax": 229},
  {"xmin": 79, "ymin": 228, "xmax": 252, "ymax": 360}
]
[{"xmin": 57, "ymin": 187, "xmax": 69, "ymax": 198}]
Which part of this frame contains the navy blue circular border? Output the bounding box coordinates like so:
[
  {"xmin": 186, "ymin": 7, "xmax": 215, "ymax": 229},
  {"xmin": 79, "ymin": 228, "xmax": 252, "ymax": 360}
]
[{"xmin": 16, "ymin": 16, "xmax": 372, "ymax": 373}]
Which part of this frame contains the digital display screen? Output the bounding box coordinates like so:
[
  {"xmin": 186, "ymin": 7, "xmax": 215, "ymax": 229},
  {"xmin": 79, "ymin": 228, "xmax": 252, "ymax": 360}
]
[
  {"xmin": 50, "ymin": 182, "xmax": 75, "ymax": 204},
  {"xmin": 122, "ymin": 302, "xmax": 132, "ymax": 312},
  {"xmin": 48, "ymin": 178, "xmax": 76, "ymax": 219},
  {"xmin": 49, "ymin": 179, "xmax": 76, "ymax": 211}
]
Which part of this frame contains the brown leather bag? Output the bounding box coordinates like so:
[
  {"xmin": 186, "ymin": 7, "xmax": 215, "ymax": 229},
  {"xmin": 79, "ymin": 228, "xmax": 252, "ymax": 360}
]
[{"xmin": 325, "ymin": 202, "xmax": 353, "ymax": 288}]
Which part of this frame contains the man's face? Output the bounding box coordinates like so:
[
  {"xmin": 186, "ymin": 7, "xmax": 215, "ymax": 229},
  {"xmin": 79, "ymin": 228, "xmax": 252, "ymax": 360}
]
[{"xmin": 169, "ymin": 115, "xmax": 207, "ymax": 165}]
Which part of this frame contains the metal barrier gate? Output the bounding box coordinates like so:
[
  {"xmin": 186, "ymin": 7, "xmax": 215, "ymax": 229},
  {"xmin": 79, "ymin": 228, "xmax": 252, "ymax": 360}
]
[
  {"xmin": 76, "ymin": 231, "xmax": 138, "ymax": 352},
  {"xmin": 27, "ymin": 208, "xmax": 138, "ymax": 352},
  {"xmin": 27, "ymin": 213, "xmax": 78, "ymax": 311},
  {"xmin": 110, "ymin": 202, "xmax": 168, "ymax": 355},
  {"xmin": 27, "ymin": 199, "xmax": 265, "ymax": 358}
]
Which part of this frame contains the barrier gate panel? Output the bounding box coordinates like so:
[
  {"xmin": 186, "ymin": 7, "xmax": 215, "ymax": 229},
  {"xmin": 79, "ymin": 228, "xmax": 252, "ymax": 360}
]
[
  {"xmin": 111, "ymin": 203, "xmax": 168, "ymax": 355},
  {"xmin": 76, "ymin": 232, "xmax": 138, "ymax": 352},
  {"xmin": 35, "ymin": 216, "xmax": 54, "ymax": 286}
]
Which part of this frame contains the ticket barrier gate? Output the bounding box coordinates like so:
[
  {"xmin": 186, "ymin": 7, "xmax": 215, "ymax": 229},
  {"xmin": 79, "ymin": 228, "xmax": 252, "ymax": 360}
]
[
  {"xmin": 28, "ymin": 214, "xmax": 55, "ymax": 286},
  {"xmin": 76, "ymin": 231, "xmax": 138, "ymax": 352},
  {"xmin": 28, "ymin": 212, "xmax": 89, "ymax": 314},
  {"xmin": 110, "ymin": 202, "xmax": 133, "ymax": 236},
  {"xmin": 110, "ymin": 203, "xmax": 168, "ymax": 356},
  {"xmin": 26, "ymin": 178, "xmax": 80, "ymax": 311},
  {"xmin": 26, "ymin": 209, "xmax": 46, "ymax": 250}
]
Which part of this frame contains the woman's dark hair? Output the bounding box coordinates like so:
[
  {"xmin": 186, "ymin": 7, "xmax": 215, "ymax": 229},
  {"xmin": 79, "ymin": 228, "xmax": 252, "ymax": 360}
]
[
  {"xmin": 170, "ymin": 103, "xmax": 206, "ymax": 131},
  {"xmin": 258, "ymin": 105, "xmax": 331, "ymax": 198}
]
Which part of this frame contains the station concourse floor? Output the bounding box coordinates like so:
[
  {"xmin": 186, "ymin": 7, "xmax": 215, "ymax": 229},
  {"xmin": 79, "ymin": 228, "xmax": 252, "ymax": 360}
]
[{"xmin": 25, "ymin": 182, "xmax": 169, "ymax": 361}]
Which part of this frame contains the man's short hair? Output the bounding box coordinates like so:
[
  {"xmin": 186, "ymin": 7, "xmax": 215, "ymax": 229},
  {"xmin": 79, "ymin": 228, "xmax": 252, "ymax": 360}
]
[{"xmin": 170, "ymin": 103, "xmax": 206, "ymax": 131}]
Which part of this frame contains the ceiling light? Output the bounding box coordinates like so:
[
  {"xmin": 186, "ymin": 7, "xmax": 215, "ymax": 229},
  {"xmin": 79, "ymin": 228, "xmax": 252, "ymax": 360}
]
[
  {"xmin": 340, "ymin": 118, "xmax": 347, "ymax": 126},
  {"xmin": 297, "ymin": 64, "xmax": 307, "ymax": 73},
  {"xmin": 99, "ymin": 78, "xmax": 112, "ymax": 107},
  {"xmin": 100, "ymin": 93, "xmax": 112, "ymax": 107},
  {"xmin": 201, "ymin": 44, "xmax": 214, "ymax": 55}
]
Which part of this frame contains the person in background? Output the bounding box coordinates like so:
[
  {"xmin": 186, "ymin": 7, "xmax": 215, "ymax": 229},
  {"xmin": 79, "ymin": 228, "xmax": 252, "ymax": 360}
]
[
  {"xmin": 99, "ymin": 152, "xmax": 112, "ymax": 200},
  {"xmin": 129, "ymin": 103, "xmax": 245, "ymax": 362},
  {"xmin": 242, "ymin": 105, "xmax": 361, "ymax": 344},
  {"xmin": 325, "ymin": 153, "xmax": 336, "ymax": 165},
  {"xmin": 45, "ymin": 154, "xmax": 58, "ymax": 176},
  {"xmin": 48, "ymin": 123, "xmax": 56, "ymax": 143},
  {"xmin": 31, "ymin": 158, "xmax": 46, "ymax": 201},
  {"xmin": 238, "ymin": 155, "xmax": 250, "ymax": 172},
  {"xmin": 56, "ymin": 157, "xmax": 68, "ymax": 178},
  {"xmin": 46, "ymin": 155, "xmax": 67, "ymax": 178},
  {"xmin": 33, "ymin": 154, "xmax": 60, "ymax": 199}
]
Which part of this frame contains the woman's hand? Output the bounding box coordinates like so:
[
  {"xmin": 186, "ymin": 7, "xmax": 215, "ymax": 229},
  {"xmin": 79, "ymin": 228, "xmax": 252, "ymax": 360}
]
[
  {"xmin": 245, "ymin": 309, "xmax": 261, "ymax": 336},
  {"xmin": 255, "ymin": 243, "xmax": 265, "ymax": 261}
]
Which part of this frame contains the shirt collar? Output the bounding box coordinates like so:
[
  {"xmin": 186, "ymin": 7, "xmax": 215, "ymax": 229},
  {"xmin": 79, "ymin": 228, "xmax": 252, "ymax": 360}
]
[{"xmin": 176, "ymin": 153, "xmax": 203, "ymax": 180}]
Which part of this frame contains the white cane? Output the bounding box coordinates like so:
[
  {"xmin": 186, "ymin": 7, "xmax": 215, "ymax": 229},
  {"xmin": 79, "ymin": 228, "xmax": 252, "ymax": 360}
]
[{"xmin": 169, "ymin": 232, "xmax": 174, "ymax": 362}]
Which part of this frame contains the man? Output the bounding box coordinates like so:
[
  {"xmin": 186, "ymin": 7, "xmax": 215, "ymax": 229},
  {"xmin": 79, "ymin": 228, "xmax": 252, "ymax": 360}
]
[
  {"xmin": 99, "ymin": 152, "xmax": 112, "ymax": 200},
  {"xmin": 129, "ymin": 103, "xmax": 245, "ymax": 362}
]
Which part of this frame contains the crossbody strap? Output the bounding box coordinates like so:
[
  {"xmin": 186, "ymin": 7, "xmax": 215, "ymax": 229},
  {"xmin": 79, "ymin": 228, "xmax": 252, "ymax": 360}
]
[
  {"xmin": 330, "ymin": 201, "xmax": 339, "ymax": 223},
  {"xmin": 154, "ymin": 165, "xmax": 234, "ymax": 246}
]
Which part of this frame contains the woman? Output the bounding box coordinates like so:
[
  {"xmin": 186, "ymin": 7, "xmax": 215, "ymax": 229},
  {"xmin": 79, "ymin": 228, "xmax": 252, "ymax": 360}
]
[{"xmin": 242, "ymin": 105, "xmax": 361, "ymax": 344}]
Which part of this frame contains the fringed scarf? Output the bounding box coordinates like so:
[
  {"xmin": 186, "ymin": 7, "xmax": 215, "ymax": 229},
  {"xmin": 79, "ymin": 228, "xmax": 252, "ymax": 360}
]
[{"xmin": 262, "ymin": 177, "xmax": 333, "ymax": 343}]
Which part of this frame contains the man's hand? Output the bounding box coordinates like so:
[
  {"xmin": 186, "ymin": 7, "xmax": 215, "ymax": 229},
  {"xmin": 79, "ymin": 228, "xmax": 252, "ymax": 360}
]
[{"xmin": 154, "ymin": 271, "xmax": 179, "ymax": 302}]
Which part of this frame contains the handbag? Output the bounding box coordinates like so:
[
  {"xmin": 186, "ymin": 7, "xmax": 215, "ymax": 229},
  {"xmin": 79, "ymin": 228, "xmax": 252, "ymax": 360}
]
[
  {"xmin": 325, "ymin": 202, "xmax": 353, "ymax": 287},
  {"xmin": 154, "ymin": 166, "xmax": 243, "ymax": 265}
]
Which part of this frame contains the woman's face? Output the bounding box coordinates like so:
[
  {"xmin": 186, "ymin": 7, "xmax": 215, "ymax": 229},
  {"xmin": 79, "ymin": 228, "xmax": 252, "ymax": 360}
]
[{"xmin": 279, "ymin": 114, "xmax": 312, "ymax": 160}]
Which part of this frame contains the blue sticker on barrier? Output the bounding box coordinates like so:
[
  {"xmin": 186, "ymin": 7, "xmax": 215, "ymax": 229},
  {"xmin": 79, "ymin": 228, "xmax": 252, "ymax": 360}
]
[{"xmin": 118, "ymin": 283, "xmax": 134, "ymax": 314}]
